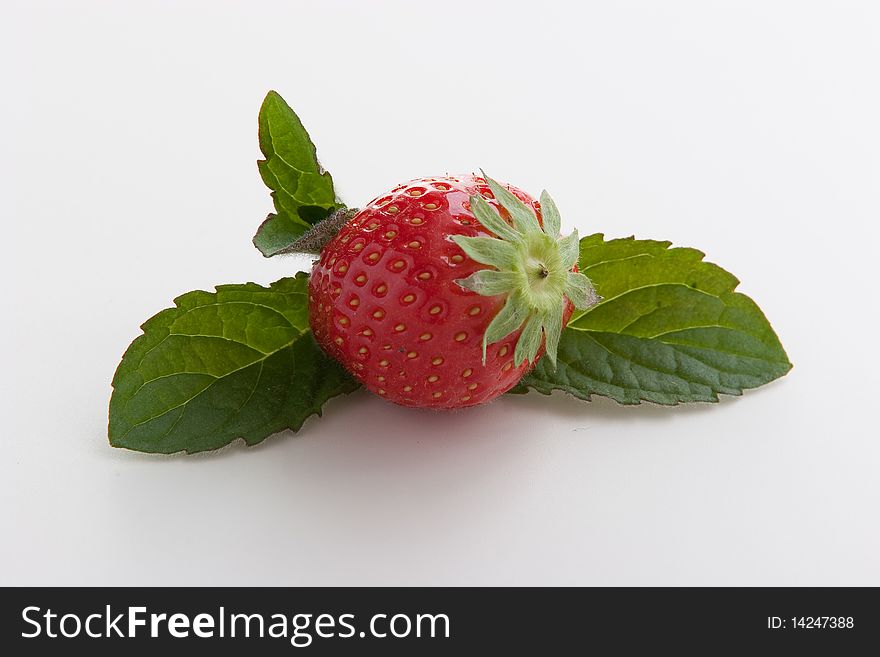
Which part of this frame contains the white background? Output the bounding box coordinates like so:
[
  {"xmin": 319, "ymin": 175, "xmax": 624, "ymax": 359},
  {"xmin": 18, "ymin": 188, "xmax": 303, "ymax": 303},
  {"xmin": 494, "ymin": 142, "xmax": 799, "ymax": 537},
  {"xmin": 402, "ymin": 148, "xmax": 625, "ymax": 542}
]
[{"xmin": 2, "ymin": 1, "xmax": 878, "ymax": 586}]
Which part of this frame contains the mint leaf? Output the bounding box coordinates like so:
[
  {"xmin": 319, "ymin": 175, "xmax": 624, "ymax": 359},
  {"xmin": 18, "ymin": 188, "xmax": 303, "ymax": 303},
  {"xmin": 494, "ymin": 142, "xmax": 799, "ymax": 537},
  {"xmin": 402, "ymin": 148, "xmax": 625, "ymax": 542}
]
[
  {"xmin": 517, "ymin": 234, "xmax": 792, "ymax": 404},
  {"xmin": 109, "ymin": 274, "xmax": 358, "ymax": 454},
  {"xmin": 253, "ymin": 91, "xmax": 341, "ymax": 257}
]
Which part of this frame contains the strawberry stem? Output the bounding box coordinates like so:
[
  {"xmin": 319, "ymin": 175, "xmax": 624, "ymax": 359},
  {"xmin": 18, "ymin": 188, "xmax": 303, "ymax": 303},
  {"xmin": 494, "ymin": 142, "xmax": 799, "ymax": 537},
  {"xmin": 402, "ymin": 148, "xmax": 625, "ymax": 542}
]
[
  {"xmin": 272, "ymin": 208, "xmax": 358, "ymax": 256},
  {"xmin": 452, "ymin": 173, "xmax": 601, "ymax": 369}
]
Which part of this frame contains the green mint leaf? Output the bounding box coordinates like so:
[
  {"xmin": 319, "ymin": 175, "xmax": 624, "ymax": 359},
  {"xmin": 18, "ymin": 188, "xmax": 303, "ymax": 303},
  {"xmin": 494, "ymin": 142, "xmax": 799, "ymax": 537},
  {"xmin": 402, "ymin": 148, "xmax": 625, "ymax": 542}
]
[
  {"xmin": 253, "ymin": 91, "xmax": 341, "ymax": 257},
  {"xmin": 517, "ymin": 234, "xmax": 792, "ymax": 404},
  {"xmin": 109, "ymin": 274, "xmax": 358, "ymax": 454}
]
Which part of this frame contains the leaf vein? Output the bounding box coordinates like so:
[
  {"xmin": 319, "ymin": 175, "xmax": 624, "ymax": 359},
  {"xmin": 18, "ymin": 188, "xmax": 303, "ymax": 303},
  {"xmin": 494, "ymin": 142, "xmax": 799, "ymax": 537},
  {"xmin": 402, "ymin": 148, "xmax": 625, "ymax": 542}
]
[{"xmin": 119, "ymin": 335, "xmax": 304, "ymax": 438}]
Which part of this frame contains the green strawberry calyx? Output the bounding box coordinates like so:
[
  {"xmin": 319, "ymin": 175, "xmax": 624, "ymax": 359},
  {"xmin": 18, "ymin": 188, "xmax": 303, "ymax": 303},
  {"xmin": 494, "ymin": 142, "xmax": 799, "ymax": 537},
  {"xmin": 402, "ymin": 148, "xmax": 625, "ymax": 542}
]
[{"xmin": 452, "ymin": 172, "xmax": 600, "ymax": 369}]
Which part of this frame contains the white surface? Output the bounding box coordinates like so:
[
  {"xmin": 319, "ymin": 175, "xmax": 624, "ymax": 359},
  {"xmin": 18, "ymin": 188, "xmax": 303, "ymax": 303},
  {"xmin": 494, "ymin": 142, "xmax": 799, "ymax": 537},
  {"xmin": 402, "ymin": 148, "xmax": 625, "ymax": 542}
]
[{"xmin": 2, "ymin": 1, "xmax": 878, "ymax": 586}]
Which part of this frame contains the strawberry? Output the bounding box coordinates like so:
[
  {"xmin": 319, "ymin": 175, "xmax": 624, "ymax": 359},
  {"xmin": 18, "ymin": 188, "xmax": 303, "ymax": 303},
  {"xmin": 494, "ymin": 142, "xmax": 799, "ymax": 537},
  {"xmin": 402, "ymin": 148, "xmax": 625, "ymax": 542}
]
[{"xmin": 307, "ymin": 173, "xmax": 599, "ymax": 409}]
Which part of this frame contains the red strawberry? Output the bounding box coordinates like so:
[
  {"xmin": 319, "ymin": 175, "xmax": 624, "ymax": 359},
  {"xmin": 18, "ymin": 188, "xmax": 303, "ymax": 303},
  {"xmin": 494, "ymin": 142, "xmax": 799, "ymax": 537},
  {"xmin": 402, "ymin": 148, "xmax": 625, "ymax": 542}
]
[{"xmin": 308, "ymin": 173, "xmax": 598, "ymax": 409}]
